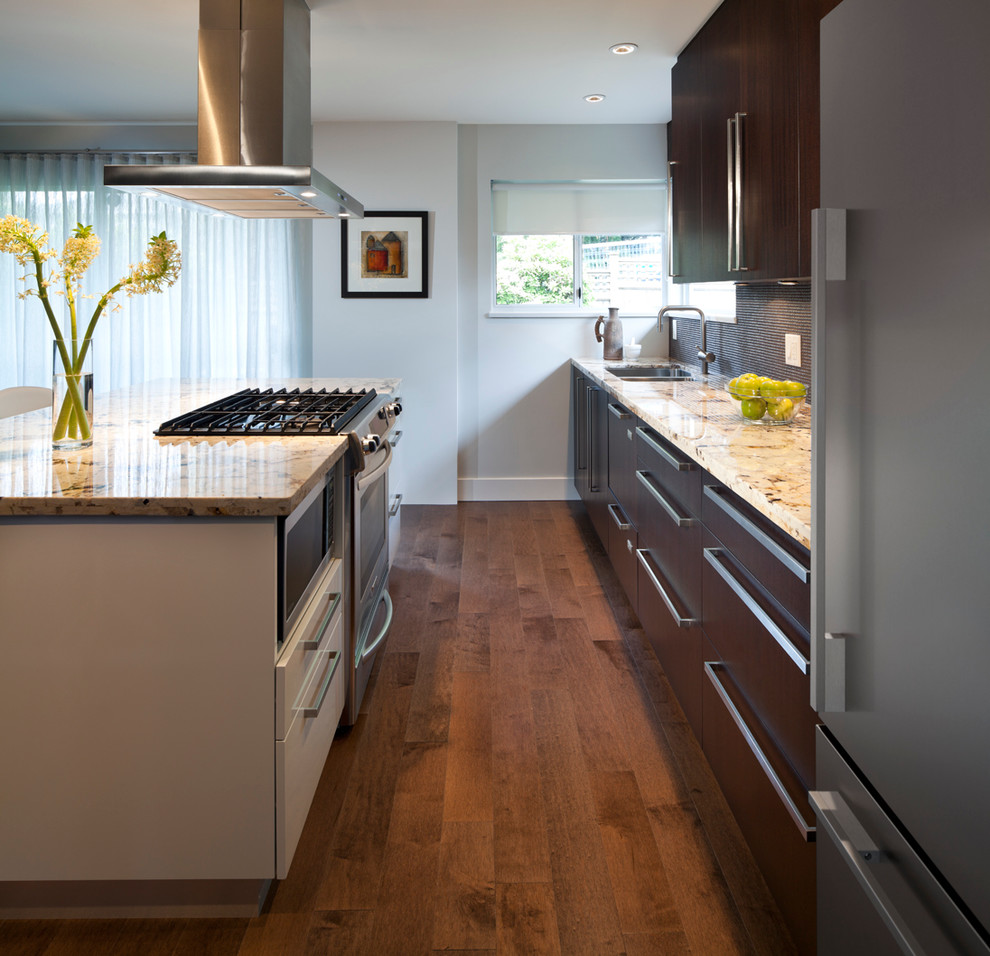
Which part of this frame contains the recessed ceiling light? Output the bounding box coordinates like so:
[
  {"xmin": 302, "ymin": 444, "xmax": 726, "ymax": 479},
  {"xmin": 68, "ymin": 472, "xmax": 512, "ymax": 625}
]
[
  {"xmin": 610, "ymin": 42, "xmax": 638, "ymax": 55},
  {"xmin": 584, "ymin": 93, "xmax": 606, "ymax": 103}
]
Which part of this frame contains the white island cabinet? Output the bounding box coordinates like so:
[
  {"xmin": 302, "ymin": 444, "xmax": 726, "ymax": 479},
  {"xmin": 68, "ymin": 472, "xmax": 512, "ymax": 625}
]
[{"xmin": 0, "ymin": 378, "xmax": 396, "ymax": 918}]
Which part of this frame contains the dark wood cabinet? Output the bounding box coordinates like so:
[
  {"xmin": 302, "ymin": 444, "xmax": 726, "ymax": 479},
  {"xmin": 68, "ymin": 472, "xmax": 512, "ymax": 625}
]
[
  {"xmin": 668, "ymin": 0, "xmax": 839, "ymax": 282},
  {"xmin": 572, "ymin": 370, "xmax": 609, "ymax": 547},
  {"xmin": 635, "ymin": 425, "xmax": 704, "ymax": 737},
  {"xmin": 569, "ymin": 364, "xmax": 817, "ymax": 950}
]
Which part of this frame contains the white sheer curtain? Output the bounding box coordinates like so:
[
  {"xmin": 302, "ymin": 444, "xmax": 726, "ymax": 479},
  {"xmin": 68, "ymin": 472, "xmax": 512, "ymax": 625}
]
[{"xmin": 0, "ymin": 152, "xmax": 312, "ymax": 390}]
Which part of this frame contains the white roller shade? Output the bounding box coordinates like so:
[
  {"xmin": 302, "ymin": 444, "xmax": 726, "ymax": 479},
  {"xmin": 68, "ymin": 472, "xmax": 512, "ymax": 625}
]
[{"xmin": 492, "ymin": 180, "xmax": 666, "ymax": 235}]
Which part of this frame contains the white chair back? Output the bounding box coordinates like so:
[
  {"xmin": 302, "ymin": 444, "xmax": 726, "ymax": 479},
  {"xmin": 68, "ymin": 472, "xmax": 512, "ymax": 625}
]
[{"xmin": 0, "ymin": 386, "xmax": 53, "ymax": 419}]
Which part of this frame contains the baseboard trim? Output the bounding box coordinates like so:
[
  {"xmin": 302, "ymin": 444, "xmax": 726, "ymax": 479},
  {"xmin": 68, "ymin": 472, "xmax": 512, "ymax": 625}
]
[
  {"xmin": 457, "ymin": 477, "xmax": 579, "ymax": 501},
  {"xmin": 0, "ymin": 878, "xmax": 271, "ymax": 919}
]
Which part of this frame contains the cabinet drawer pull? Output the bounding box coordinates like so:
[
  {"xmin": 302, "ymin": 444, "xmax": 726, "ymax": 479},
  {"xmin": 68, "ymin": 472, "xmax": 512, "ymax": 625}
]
[
  {"xmin": 608, "ymin": 503, "xmax": 631, "ymax": 531},
  {"xmin": 704, "ymin": 548, "xmax": 809, "ymax": 674},
  {"xmin": 636, "ymin": 426, "xmax": 694, "ymax": 471},
  {"xmin": 705, "ymin": 662, "xmax": 815, "ymax": 841},
  {"xmin": 703, "ymin": 485, "xmax": 810, "ymax": 582},
  {"xmin": 636, "ymin": 471, "xmax": 695, "ymax": 528},
  {"xmin": 388, "ymin": 494, "xmax": 403, "ymax": 518},
  {"xmin": 295, "ymin": 649, "xmax": 341, "ymax": 719},
  {"xmin": 636, "ymin": 548, "xmax": 696, "ymax": 628},
  {"xmin": 608, "ymin": 402, "xmax": 632, "ymax": 420},
  {"xmin": 389, "ymin": 429, "xmax": 403, "ymax": 447},
  {"xmin": 300, "ymin": 592, "xmax": 341, "ymax": 651},
  {"xmin": 809, "ymin": 791, "xmax": 923, "ymax": 955}
]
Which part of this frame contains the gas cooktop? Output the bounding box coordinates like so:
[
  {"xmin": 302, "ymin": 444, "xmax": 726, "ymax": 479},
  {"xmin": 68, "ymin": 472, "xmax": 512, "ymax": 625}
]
[{"xmin": 155, "ymin": 387, "xmax": 379, "ymax": 437}]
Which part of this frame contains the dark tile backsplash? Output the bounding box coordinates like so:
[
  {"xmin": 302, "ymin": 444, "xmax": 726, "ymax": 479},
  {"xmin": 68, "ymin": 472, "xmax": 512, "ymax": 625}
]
[{"xmin": 669, "ymin": 282, "xmax": 811, "ymax": 388}]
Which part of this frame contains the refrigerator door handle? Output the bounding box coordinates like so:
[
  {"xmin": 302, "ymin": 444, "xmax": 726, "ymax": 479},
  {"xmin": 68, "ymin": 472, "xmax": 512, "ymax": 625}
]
[
  {"xmin": 810, "ymin": 790, "xmax": 925, "ymax": 956},
  {"xmin": 811, "ymin": 207, "xmax": 852, "ymax": 714}
]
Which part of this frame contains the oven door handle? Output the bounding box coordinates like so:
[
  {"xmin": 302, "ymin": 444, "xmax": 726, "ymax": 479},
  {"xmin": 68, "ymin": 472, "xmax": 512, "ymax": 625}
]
[
  {"xmin": 355, "ymin": 440, "xmax": 393, "ymax": 492},
  {"xmin": 359, "ymin": 590, "xmax": 393, "ymax": 663}
]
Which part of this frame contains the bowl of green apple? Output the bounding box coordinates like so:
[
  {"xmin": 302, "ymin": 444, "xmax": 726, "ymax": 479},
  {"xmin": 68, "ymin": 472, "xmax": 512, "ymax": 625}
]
[{"xmin": 727, "ymin": 373, "xmax": 808, "ymax": 424}]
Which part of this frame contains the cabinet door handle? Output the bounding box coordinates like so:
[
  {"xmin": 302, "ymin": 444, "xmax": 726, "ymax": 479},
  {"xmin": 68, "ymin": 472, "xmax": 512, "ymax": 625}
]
[
  {"xmin": 608, "ymin": 503, "xmax": 631, "ymax": 531},
  {"xmin": 666, "ymin": 160, "xmax": 681, "ymax": 278},
  {"xmin": 704, "ymin": 548, "xmax": 809, "ymax": 674},
  {"xmin": 727, "ymin": 116, "xmax": 736, "ymax": 272},
  {"xmin": 636, "ymin": 548, "xmax": 696, "ymax": 627},
  {"xmin": 734, "ymin": 112, "xmax": 747, "ymax": 271},
  {"xmin": 809, "ymin": 791, "xmax": 924, "ymax": 955},
  {"xmin": 295, "ymin": 649, "xmax": 341, "ymax": 719},
  {"xmin": 389, "ymin": 429, "xmax": 403, "ymax": 447},
  {"xmin": 636, "ymin": 470, "xmax": 696, "ymax": 528},
  {"xmin": 703, "ymin": 485, "xmax": 810, "ymax": 582},
  {"xmin": 388, "ymin": 494, "xmax": 403, "ymax": 518},
  {"xmin": 300, "ymin": 592, "xmax": 341, "ymax": 651},
  {"xmin": 635, "ymin": 426, "xmax": 694, "ymax": 472},
  {"xmin": 587, "ymin": 386, "xmax": 600, "ymax": 493},
  {"xmin": 608, "ymin": 402, "xmax": 632, "ymax": 420},
  {"xmin": 705, "ymin": 662, "xmax": 815, "ymax": 841}
]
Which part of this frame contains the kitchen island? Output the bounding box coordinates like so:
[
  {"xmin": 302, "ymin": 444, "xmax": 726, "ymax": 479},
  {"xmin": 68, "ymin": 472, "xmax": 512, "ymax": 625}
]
[{"xmin": 0, "ymin": 378, "xmax": 397, "ymax": 918}]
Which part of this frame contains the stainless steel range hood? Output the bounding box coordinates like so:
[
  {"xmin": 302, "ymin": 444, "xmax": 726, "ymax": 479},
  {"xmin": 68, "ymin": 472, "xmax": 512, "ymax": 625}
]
[{"xmin": 104, "ymin": 0, "xmax": 363, "ymax": 220}]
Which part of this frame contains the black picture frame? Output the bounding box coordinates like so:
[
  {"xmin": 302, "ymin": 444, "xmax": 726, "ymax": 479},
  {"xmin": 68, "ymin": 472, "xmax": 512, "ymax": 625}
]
[{"xmin": 340, "ymin": 210, "xmax": 429, "ymax": 298}]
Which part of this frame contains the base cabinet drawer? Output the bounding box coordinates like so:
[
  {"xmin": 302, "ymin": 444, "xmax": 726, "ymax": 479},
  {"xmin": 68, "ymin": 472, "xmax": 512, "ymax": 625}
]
[
  {"xmin": 703, "ymin": 659, "xmax": 817, "ymax": 955},
  {"xmin": 276, "ymin": 611, "xmax": 345, "ymax": 878},
  {"xmin": 638, "ymin": 549, "xmax": 702, "ymax": 735},
  {"xmin": 606, "ymin": 499, "xmax": 638, "ymax": 612},
  {"xmin": 702, "ymin": 540, "xmax": 816, "ymax": 786},
  {"xmin": 702, "ymin": 481, "xmax": 810, "ymax": 625}
]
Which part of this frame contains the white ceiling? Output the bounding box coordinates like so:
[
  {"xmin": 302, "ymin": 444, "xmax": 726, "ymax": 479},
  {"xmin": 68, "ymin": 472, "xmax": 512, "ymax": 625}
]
[{"xmin": 0, "ymin": 0, "xmax": 720, "ymax": 127}]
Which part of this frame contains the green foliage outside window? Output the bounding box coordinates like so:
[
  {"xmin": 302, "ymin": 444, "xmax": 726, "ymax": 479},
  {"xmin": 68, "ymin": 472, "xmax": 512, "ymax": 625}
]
[{"xmin": 495, "ymin": 235, "xmax": 574, "ymax": 306}]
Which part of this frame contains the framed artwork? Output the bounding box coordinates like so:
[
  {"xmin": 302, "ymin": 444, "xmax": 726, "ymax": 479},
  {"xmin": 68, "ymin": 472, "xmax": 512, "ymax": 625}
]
[{"xmin": 340, "ymin": 210, "xmax": 429, "ymax": 298}]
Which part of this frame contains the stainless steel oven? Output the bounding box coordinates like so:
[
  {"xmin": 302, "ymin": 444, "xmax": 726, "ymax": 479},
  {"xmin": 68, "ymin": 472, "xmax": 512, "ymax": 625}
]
[{"xmin": 345, "ymin": 435, "xmax": 394, "ymax": 725}]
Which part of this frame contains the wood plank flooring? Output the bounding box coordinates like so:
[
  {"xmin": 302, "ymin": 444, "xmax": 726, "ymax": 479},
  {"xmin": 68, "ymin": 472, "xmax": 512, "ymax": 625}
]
[{"xmin": 0, "ymin": 501, "xmax": 797, "ymax": 956}]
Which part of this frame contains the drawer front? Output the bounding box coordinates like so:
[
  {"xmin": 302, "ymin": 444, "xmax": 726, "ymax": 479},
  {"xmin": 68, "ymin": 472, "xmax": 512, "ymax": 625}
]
[
  {"xmin": 606, "ymin": 497, "xmax": 638, "ymax": 613},
  {"xmin": 276, "ymin": 559, "xmax": 343, "ymax": 740},
  {"xmin": 636, "ymin": 469, "xmax": 702, "ymax": 619},
  {"xmin": 637, "ymin": 550, "xmax": 702, "ymax": 735},
  {"xmin": 703, "ymin": 658, "xmax": 817, "ymax": 955},
  {"xmin": 635, "ymin": 424, "xmax": 702, "ymax": 518},
  {"xmin": 702, "ymin": 481, "xmax": 810, "ymax": 626},
  {"xmin": 702, "ymin": 538, "xmax": 817, "ymax": 787},
  {"xmin": 276, "ymin": 610, "xmax": 345, "ymax": 878},
  {"xmin": 607, "ymin": 402, "xmax": 639, "ymax": 521}
]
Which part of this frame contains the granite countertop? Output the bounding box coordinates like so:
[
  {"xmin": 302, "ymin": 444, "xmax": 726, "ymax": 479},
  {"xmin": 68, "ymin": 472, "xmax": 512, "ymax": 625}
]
[
  {"xmin": 0, "ymin": 378, "xmax": 400, "ymax": 518},
  {"xmin": 573, "ymin": 358, "xmax": 811, "ymax": 549}
]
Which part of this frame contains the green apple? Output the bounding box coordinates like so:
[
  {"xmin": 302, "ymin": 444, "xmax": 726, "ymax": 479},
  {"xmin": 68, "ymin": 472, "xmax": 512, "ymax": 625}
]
[{"xmin": 740, "ymin": 398, "xmax": 767, "ymax": 420}]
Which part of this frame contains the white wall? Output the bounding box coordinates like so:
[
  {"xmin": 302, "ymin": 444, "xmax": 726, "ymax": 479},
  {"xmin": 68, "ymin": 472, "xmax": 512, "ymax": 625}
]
[
  {"xmin": 457, "ymin": 124, "xmax": 667, "ymax": 501},
  {"xmin": 311, "ymin": 121, "xmax": 666, "ymax": 505},
  {"xmin": 312, "ymin": 122, "xmax": 460, "ymax": 505}
]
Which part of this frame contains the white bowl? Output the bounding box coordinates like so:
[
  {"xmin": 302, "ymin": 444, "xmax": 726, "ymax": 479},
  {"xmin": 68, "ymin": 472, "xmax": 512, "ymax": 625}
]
[{"xmin": 623, "ymin": 344, "xmax": 642, "ymax": 361}]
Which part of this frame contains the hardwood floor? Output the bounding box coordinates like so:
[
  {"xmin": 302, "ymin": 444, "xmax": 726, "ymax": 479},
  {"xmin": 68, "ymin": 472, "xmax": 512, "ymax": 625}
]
[{"xmin": 0, "ymin": 501, "xmax": 797, "ymax": 956}]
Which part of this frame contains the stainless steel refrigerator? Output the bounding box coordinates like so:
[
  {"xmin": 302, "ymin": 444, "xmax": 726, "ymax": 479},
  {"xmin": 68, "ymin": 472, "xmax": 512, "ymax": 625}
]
[{"xmin": 811, "ymin": 0, "xmax": 990, "ymax": 952}]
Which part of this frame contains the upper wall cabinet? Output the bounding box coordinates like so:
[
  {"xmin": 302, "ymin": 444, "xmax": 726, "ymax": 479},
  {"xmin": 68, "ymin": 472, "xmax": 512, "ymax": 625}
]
[{"xmin": 668, "ymin": 0, "xmax": 841, "ymax": 283}]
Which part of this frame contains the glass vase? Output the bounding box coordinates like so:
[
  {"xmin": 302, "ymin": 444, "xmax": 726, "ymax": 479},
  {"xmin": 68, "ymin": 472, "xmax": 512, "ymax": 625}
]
[{"xmin": 52, "ymin": 339, "xmax": 94, "ymax": 449}]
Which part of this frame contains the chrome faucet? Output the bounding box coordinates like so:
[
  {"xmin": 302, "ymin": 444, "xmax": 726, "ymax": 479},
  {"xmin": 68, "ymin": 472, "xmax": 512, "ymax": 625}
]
[{"xmin": 657, "ymin": 305, "xmax": 716, "ymax": 375}]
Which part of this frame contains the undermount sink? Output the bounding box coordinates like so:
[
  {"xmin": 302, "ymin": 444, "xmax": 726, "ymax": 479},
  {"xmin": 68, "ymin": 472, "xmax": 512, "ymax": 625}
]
[{"xmin": 607, "ymin": 365, "xmax": 694, "ymax": 381}]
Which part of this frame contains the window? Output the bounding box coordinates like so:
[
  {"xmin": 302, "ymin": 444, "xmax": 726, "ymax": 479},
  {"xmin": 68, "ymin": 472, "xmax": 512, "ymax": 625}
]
[
  {"xmin": 491, "ymin": 181, "xmax": 667, "ymax": 316},
  {"xmin": 0, "ymin": 151, "xmax": 312, "ymax": 390}
]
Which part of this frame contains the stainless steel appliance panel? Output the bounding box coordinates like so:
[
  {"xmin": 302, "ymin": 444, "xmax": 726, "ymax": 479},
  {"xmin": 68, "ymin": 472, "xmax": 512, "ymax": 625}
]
[{"xmin": 814, "ymin": 0, "xmax": 990, "ymax": 943}]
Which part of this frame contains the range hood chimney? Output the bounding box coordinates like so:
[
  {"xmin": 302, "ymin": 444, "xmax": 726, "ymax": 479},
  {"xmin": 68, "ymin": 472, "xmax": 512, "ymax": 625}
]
[{"xmin": 104, "ymin": 0, "xmax": 363, "ymax": 220}]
